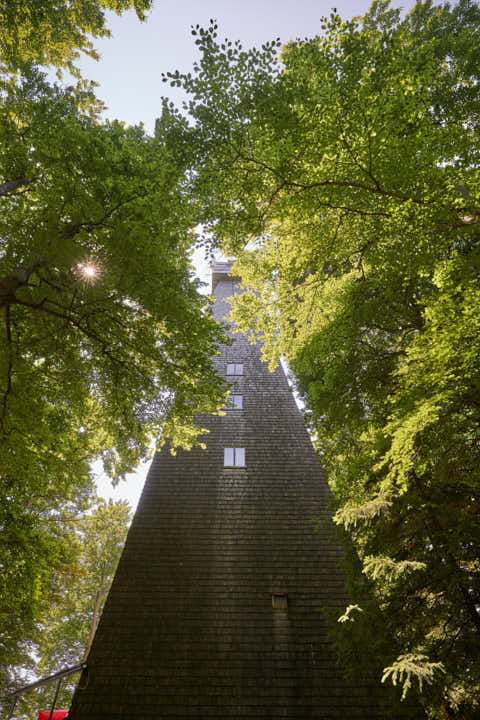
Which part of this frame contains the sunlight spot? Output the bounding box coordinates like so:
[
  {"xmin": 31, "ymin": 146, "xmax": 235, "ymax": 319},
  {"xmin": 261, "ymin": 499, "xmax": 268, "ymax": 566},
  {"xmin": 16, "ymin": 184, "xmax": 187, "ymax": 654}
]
[{"xmin": 77, "ymin": 261, "xmax": 100, "ymax": 282}]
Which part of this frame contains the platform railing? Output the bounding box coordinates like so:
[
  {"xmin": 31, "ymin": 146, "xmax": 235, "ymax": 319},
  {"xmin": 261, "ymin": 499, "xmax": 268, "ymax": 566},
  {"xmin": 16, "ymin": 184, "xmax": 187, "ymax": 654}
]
[{"xmin": 5, "ymin": 662, "xmax": 87, "ymax": 720}]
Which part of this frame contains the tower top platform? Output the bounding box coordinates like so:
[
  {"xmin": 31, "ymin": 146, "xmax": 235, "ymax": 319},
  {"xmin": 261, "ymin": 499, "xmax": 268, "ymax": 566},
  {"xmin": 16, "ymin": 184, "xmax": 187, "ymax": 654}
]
[{"xmin": 211, "ymin": 260, "xmax": 240, "ymax": 293}]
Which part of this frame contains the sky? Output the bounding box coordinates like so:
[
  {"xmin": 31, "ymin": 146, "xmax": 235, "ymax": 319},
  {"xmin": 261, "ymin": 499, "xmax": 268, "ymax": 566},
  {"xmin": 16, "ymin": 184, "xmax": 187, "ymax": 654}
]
[
  {"xmin": 91, "ymin": 0, "xmax": 407, "ymax": 509},
  {"xmin": 78, "ymin": 0, "xmax": 403, "ymax": 134}
]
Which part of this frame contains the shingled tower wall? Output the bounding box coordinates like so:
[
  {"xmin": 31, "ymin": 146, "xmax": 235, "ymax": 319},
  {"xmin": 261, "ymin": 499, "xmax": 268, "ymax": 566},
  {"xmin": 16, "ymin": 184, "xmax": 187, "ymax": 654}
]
[{"xmin": 68, "ymin": 261, "xmax": 378, "ymax": 719}]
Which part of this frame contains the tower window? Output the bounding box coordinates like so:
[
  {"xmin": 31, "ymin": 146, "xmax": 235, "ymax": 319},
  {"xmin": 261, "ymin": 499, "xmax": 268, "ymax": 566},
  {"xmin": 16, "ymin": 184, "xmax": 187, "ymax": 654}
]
[
  {"xmin": 272, "ymin": 594, "xmax": 288, "ymax": 610},
  {"xmin": 227, "ymin": 363, "xmax": 243, "ymax": 375},
  {"xmin": 227, "ymin": 394, "xmax": 243, "ymax": 410},
  {"xmin": 224, "ymin": 447, "xmax": 245, "ymax": 467}
]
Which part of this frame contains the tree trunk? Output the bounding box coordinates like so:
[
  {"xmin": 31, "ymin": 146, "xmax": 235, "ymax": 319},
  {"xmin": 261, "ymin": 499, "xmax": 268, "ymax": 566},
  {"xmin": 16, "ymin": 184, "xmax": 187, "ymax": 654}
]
[{"xmin": 82, "ymin": 585, "xmax": 106, "ymax": 661}]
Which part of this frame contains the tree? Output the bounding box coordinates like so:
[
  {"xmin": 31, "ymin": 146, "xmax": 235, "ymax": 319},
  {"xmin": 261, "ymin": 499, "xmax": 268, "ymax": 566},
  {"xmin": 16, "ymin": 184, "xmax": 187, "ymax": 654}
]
[
  {"xmin": 0, "ymin": 0, "xmax": 228, "ymax": 701},
  {"xmin": 164, "ymin": 2, "xmax": 480, "ymax": 715},
  {"xmin": 0, "ymin": 475, "xmax": 87, "ymax": 699},
  {"xmin": 5, "ymin": 500, "xmax": 131, "ymax": 719},
  {"xmin": 0, "ymin": 67, "xmax": 226, "ymax": 691},
  {"xmin": 0, "ymin": 0, "xmax": 153, "ymax": 72},
  {"xmin": 38, "ymin": 499, "xmax": 131, "ymax": 668}
]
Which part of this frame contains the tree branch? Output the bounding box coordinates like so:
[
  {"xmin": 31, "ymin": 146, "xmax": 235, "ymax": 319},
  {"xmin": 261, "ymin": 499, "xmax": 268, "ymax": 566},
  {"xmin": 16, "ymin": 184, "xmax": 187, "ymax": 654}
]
[
  {"xmin": 0, "ymin": 178, "xmax": 33, "ymax": 197},
  {"xmin": 11, "ymin": 297, "xmax": 125, "ymax": 367},
  {"xmin": 0, "ymin": 263, "xmax": 42, "ymax": 308},
  {"xmin": 235, "ymin": 151, "xmax": 429, "ymax": 206},
  {"xmin": 1, "ymin": 304, "xmax": 13, "ymax": 433},
  {"xmin": 60, "ymin": 192, "xmax": 149, "ymax": 239}
]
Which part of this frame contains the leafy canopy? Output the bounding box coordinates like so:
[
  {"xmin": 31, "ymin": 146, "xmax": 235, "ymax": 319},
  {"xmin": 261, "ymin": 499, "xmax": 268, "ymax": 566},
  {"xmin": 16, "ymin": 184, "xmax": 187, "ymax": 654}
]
[
  {"xmin": 1, "ymin": 67, "xmax": 226, "ymax": 482},
  {"xmin": 0, "ymin": 0, "xmax": 153, "ymax": 72},
  {"xmin": 3, "ymin": 500, "xmax": 130, "ymax": 717},
  {"xmin": 0, "ymin": 66, "xmax": 227, "ymax": 693},
  {"xmin": 0, "ymin": 2, "xmax": 229, "ymax": 686},
  {"xmin": 164, "ymin": 1, "xmax": 480, "ymax": 716}
]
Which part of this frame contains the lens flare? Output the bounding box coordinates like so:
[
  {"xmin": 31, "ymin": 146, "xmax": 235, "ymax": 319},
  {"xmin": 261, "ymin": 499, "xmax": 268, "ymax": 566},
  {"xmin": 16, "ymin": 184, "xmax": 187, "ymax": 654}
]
[{"xmin": 77, "ymin": 261, "xmax": 100, "ymax": 282}]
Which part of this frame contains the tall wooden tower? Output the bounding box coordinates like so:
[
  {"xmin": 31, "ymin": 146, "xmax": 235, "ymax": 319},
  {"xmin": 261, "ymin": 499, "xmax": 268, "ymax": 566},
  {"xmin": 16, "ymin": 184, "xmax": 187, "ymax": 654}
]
[{"xmin": 68, "ymin": 261, "xmax": 379, "ymax": 719}]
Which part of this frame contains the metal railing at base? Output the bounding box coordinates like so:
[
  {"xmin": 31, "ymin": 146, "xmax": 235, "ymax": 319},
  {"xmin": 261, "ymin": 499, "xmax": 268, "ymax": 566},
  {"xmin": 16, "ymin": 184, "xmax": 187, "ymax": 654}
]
[{"xmin": 5, "ymin": 662, "xmax": 87, "ymax": 720}]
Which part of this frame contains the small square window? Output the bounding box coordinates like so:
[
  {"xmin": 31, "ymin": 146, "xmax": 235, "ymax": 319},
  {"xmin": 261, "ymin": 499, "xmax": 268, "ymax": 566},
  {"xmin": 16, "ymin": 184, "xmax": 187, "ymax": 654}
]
[
  {"xmin": 224, "ymin": 447, "xmax": 245, "ymax": 467},
  {"xmin": 226, "ymin": 363, "xmax": 243, "ymax": 375},
  {"xmin": 272, "ymin": 594, "xmax": 288, "ymax": 610},
  {"xmin": 226, "ymin": 394, "xmax": 243, "ymax": 410}
]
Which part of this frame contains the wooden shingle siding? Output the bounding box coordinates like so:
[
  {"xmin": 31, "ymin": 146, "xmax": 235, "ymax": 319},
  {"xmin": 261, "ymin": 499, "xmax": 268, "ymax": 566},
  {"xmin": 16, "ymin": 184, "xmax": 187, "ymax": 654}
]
[{"xmin": 68, "ymin": 264, "xmax": 384, "ymax": 719}]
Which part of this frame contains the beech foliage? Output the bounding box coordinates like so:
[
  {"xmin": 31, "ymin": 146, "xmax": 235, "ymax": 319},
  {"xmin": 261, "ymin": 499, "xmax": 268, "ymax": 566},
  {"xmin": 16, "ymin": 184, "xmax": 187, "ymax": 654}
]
[
  {"xmin": 4, "ymin": 501, "xmax": 130, "ymax": 718},
  {"xmin": 0, "ymin": 0, "xmax": 153, "ymax": 72},
  {"xmin": 165, "ymin": 2, "xmax": 480, "ymax": 716},
  {"xmin": 1, "ymin": 0, "xmax": 227, "ymax": 690}
]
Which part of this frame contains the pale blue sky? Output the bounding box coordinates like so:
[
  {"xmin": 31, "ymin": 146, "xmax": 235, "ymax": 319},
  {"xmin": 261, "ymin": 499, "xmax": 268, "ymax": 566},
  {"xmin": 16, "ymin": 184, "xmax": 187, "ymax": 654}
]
[
  {"xmin": 92, "ymin": 0, "xmax": 409, "ymax": 507},
  {"xmin": 78, "ymin": 0, "xmax": 409, "ymax": 134}
]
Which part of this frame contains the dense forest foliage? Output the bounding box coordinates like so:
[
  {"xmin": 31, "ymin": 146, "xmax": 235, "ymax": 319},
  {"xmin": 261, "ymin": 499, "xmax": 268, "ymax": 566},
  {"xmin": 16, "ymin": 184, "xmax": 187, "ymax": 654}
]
[
  {"xmin": 5, "ymin": 501, "xmax": 130, "ymax": 717},
  {"xmin": 162, "ymin": 2, "xmax": 480, "ymax": 716},
  {"xmin": 0, "ymin": 0, "xmax": 226, "ymax": 707}
]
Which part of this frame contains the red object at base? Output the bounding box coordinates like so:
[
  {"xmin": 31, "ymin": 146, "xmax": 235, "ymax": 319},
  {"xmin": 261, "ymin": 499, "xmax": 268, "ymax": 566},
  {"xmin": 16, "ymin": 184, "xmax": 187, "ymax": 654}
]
[{"xmin": 38, "ymin": 711, "xmax": 68, "ymax": 719}]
